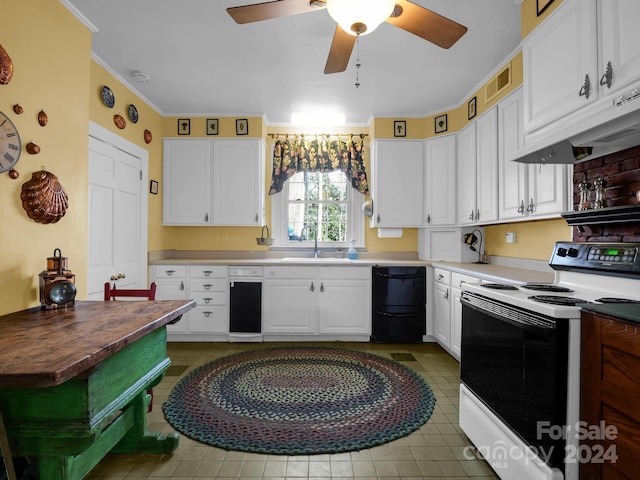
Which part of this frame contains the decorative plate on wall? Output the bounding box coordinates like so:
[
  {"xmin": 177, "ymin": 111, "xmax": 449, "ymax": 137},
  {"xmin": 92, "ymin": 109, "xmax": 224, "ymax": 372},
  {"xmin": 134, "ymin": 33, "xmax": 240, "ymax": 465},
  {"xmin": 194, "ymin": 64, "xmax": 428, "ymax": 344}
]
[
  {"xmin": 128, "ymin": 104, "xmax": 139, "ymax": 123},
  {"xmin": 101, "ymin": 86, "xmax": 115, "ymax": 108}
]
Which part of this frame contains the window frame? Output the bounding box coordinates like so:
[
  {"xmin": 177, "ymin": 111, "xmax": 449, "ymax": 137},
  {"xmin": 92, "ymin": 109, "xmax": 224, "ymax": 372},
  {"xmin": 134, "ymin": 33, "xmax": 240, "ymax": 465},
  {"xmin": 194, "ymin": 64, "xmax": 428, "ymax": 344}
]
[{"xmin": 270, "ymin": 171, "xmax": 365, "ymax": 251}]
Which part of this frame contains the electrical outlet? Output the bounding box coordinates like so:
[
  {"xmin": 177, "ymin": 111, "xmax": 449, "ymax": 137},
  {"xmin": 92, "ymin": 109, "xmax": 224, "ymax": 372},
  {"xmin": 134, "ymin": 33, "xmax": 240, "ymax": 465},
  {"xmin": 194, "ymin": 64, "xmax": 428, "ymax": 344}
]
[{"xmin": 505, "ymin": 232, "xmax": 516, "ymax": 244}]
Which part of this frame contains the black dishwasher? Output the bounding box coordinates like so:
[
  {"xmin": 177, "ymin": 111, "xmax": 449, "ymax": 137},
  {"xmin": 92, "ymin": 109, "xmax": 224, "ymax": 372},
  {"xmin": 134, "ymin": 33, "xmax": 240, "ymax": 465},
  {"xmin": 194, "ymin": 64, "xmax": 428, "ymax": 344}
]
[{"xmin": 371, "ymin": 266, "xmax": 426, "ymax": 343}]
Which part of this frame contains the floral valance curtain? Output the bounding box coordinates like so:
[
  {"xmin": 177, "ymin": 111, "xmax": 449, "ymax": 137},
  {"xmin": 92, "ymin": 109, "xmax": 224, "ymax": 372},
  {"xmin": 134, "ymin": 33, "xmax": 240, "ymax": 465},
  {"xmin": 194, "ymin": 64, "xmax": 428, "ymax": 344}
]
[{"xmin": 268, "ymin": 136, "xmax": 369, "ymax": 195}]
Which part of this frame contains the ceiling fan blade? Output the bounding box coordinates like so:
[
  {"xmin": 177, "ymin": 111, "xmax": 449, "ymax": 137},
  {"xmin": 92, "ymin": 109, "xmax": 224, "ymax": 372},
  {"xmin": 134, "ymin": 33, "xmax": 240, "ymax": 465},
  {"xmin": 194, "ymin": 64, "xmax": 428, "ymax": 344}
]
[
  {"xmin": 324, "ymin": 26, "xmax": 356, "ymax": 74},
  {"xmin": 227, "ymin": 0, "xmax": 323, "ymax": 24},
  {"xmin": 385, "ymin": 0, "xmax": 467, "ymax": 49}
]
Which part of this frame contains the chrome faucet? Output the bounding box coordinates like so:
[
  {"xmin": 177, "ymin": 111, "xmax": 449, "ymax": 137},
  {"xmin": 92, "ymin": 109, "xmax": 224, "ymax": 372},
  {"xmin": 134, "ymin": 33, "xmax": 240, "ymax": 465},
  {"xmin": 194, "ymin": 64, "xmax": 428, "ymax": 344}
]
[{"xmin": 299, "ymin": 224, "xmax": 318, "ymax": 259}]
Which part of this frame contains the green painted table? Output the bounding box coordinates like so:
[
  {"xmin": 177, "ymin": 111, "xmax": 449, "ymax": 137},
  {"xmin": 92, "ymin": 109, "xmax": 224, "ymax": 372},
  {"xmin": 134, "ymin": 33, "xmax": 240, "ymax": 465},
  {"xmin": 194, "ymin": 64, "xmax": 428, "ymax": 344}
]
[{"xmin": 0, "ymin": 299, "xmax": 196, "ymax": 480}]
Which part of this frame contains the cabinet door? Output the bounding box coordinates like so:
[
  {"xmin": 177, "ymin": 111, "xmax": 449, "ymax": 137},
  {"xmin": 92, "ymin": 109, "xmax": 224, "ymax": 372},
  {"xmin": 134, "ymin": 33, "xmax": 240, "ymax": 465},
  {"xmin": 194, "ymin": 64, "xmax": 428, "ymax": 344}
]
[
  {"xmin": 527, "ymin": 163, "xmax": 568, "ymax": 217},
  {"xmin": 433, "ymin": 282, "xmax": 450, "ymax": 349},
  {"xmin": 263, "ymin": 279, "xmax": 316, "ymax": 334},
  {"xmin": 523, "ymin": 0, "xmax": 598, "ymax": 133},
  {"xmin": 162, "ymin": 139, "xmax": 211, "ymax": 225},
  {"xmin": 154, "ymin": 277, "xmax": 188, "ymax": 333},
  {"xmin": 212, "ymin": 139, "xmax": 264, "ymax": 226},
  {"xmin": 371, "ymin": 140, "xmax": 424, "ymax": 227},
  {"xmin": 424, "ymin": 135, "xmax": 456, "ymax": 226},
  {"xmin": 456, "ymin": 123, "xmax": 477, "ymax": 225},
  {"xmin": 598, "ymin": 0, "xmax": 640, "ymax": 99},
  {"xmin": 318, "ymin": 279, "xmax": 371, "ymax": 335},
  {"xmin": 498, "ymin": 88, "xmax": 529, "ymax": 220},
  {"xmin": 475, "ymin": 108, "xmax": 499, "ymax": 224},
  {"xmin": 450, "ymin": 287, "xmax": 463, "ymax": 361}
]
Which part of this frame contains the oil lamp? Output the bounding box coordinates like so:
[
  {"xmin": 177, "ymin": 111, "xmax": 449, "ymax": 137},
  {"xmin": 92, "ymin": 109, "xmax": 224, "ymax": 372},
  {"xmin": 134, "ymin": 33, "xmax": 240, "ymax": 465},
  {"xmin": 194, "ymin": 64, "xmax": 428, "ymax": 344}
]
[{"xmin": 39, "ymin": 248, "xmax": 76, "ymax": 309}]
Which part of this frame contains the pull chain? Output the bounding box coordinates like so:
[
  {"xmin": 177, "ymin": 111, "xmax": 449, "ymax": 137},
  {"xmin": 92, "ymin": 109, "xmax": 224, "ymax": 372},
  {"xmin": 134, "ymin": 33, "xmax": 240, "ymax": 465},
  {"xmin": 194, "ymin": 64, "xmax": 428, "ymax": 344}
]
[{"xmin": 355, "ymin": 36, "xmax": 361, "ymax": 88}]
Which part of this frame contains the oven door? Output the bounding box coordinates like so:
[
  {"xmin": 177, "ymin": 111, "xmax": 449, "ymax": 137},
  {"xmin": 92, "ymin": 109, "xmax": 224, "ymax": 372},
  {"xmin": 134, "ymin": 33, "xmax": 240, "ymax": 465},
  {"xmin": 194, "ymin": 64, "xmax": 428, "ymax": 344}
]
[{"xmin": 460, "ymin": 291, "xmax": 569, "ymax": 471}]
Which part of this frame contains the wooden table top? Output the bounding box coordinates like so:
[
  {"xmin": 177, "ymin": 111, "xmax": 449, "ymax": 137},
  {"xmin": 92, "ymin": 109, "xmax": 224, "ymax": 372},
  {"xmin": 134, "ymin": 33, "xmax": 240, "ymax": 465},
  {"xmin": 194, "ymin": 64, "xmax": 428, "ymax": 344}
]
[{"xmin": 0, "ymin": 300, "xmax": 196, "ymax": 388}]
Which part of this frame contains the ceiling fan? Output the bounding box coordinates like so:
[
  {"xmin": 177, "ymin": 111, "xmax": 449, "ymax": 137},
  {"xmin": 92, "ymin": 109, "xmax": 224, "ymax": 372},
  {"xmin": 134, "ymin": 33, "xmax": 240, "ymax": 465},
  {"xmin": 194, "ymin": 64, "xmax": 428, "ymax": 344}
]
[{"xmin": 227, "ymin": 0, "xmax": 468, "ymax": 74}]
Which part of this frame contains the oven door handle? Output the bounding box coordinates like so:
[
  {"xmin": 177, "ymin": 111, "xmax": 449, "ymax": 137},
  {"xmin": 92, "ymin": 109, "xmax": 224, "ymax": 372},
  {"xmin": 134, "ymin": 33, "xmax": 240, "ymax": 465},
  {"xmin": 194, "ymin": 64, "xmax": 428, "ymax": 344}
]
[{"xmin": 461, "ymin": 294, "xmax": 557, "ymax": 332}]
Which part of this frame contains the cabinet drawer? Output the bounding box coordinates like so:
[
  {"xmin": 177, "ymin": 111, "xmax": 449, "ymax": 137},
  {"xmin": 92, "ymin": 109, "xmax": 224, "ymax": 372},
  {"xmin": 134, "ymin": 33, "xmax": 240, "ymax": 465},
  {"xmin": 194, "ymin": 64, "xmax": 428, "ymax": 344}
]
[
  {"xmin": 191, "ymin": 291, "xmax": 228, "ymax": 306},
  {"xmin": 433, "ymin": 268, "xmax": 451, "ymax": 285},
  {"xmin": 451, "ymin": 272, "xmax": 479, "ymax": 289},
  {"xmin": 154, "ymin": 265, "xmax": 187, "ymax": 278},
  {"xmin": 189, "ymin": 265, "xmax": 228, "ymax": 278},
  {"xmin": 189, "ymin": 306, "xmax": 228, "ymax": 333},
  {"xmin": 189, "ymin": 278, "xmax": 229, "ymax": 293}
]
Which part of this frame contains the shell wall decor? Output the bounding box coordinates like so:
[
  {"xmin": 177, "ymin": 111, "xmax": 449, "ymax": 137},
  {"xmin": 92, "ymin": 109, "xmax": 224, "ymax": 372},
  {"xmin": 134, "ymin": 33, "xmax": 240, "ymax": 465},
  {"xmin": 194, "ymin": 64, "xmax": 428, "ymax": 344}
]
[{"xmin": 20, "ymin": 171, "xmax": 69, "ymax": 224}]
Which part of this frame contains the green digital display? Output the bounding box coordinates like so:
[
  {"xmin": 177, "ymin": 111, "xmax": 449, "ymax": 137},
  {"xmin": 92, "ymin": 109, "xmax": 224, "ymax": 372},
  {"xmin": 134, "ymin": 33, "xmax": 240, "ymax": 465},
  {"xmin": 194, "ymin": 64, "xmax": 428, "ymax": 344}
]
[{"xmin": 604, "ymin": 249, "xmax": 620, "ymax": 256}]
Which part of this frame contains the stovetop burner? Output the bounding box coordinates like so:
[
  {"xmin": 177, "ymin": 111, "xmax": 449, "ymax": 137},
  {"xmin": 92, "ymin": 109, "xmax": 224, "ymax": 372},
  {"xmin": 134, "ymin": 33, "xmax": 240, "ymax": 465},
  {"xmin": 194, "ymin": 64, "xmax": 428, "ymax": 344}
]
[
  {"xmin": 522, "ymin": 284, "xmax": 574, "ymax": 293},
  {"xmin": 481, "ymin": 283, "xmax": 519, "ymax": 290},
  {"xmin": 595, "ymin": 297, "xmax": 640, "ymax": 304},
  {"xmin": 528, "ymin": 295, "xmax": 591, "ymax": 306}
]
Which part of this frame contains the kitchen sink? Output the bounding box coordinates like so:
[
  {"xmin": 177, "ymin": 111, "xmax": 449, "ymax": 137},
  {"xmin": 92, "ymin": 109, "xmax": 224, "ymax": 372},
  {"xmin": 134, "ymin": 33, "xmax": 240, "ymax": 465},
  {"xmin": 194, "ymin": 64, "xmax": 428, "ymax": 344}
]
[{"xmin": 280, "ymin": 257, "xmax": 354, "ymax": 263}]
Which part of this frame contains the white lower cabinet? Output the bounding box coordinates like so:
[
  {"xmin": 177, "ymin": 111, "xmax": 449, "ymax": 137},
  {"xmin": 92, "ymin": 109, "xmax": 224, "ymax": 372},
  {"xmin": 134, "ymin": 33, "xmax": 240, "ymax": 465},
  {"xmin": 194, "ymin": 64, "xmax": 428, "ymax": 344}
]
[
  {"xmin": 151, "ymin": 264, "xmax": 229, "ymax": 340},
  {"xmin": 263, "ymin": 266, "xmax": 371, "ymax": 340},
  {"xmin": 433, "ymin": 268, "xmax": 479, "ymax": 361}
]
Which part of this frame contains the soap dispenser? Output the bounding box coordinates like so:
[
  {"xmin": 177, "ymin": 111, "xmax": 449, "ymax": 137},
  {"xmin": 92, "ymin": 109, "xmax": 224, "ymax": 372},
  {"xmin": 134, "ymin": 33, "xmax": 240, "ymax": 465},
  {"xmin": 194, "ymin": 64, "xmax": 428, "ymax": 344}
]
[{"xmin": 347, "ymin": 239, "xmax": 358, "ymax": 260}]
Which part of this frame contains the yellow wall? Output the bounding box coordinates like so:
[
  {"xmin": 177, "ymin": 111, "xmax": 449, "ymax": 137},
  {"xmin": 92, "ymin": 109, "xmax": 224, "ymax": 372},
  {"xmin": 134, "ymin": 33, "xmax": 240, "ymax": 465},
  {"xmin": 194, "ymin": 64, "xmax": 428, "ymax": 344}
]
[{"xmin": 486, "ymin": 219, "xmax": 572, "ymax": 261}]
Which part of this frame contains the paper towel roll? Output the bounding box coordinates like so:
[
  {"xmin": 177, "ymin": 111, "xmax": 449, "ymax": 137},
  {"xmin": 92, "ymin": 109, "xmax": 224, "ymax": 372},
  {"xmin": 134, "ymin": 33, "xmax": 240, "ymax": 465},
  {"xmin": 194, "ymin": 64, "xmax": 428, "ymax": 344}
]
[{"xmin": 377, "ymin": 228, "xmax": 403, "ymax": 238}]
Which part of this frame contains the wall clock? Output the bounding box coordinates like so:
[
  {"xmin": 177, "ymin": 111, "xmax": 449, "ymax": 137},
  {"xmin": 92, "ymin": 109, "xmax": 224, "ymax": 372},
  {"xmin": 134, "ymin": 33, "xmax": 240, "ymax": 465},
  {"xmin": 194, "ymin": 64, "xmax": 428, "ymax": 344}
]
[{"xmin": 0, "ymin": 110, "xmax": 22, "ymax": 173}]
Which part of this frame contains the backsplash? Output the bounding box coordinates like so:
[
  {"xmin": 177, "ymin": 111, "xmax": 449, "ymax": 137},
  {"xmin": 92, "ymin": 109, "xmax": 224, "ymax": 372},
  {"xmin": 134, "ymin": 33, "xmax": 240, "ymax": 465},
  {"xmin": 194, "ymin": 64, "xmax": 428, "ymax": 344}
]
[{"xmin": 572, "ymin": 145, "xmax": 640, "ymax": 242}]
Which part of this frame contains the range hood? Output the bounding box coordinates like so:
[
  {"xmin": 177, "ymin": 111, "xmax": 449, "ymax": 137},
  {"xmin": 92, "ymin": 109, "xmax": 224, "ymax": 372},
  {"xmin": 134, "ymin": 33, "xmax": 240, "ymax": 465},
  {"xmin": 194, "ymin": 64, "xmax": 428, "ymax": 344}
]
[{"xmin": 513, "ymin": 86, "xmax": 640, "ymax": 164}]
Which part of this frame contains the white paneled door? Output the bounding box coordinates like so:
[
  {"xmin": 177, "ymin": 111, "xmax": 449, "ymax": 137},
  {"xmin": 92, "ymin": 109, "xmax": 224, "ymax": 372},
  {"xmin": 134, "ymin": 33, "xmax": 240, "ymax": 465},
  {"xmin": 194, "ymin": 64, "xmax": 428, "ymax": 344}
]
[{"xmin": 87, "ymin": 124, "xmax": 148, "ymax": 299}]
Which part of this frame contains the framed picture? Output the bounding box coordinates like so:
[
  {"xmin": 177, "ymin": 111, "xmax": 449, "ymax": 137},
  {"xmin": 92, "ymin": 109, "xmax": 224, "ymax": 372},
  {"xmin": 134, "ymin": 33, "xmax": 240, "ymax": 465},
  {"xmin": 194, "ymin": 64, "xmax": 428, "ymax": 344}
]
[
  {"xmin": 206, "ymin": 118, "xmax": 219, "ymax": 135},
  {"xmin": 537, "ymin": 0, "xmax": 555, "ymax": 16},
  {"xmin": 236, "ymin": 118, "xmax": 248, "ymax": 135},
  {"xmin": 149, "ymin": 180, "xmax": 159, "ymax": 195},
  {"xmin": 177, "ymin": 118, "xmax": 190, "ymax": 135},
  {"xmin": 468, "ymin": 96, "xmax": 477, "ymax": 120},
  {"xmin": 394, "ymin": 120, "xmax": 406, "ymax": 137},
  {"xmin": 434, "ymin": 114, "xmax": 448, "ymax": 134}
]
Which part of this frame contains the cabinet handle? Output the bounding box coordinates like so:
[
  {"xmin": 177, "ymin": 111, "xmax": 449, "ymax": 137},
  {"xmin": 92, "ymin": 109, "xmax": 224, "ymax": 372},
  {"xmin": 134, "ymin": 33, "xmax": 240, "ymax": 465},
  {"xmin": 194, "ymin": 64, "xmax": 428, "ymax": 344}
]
[
  {"xmin": 310, "ymin": 282, "xmax": 315, "ymax": 292},
  {"xmin": 204, "ymin": 213, "xmax": 209, "ymax": 222},
  {"xmin": 165, "ymin": 269, "xmax": 175, "ymax": 276},
  {"xmin": 444, "ymin": 289, "xmax": 449, "ymax": 300},
  {"xmin": 377, "ymin": 214, "xmax": 381, "ymax": 223},
  {"xmin": 459, "ymin": 280, "xmax": 466, "ymax": 288},
  {"xmin": 517, "ymin": 200, "xmax": 525, "ymax": 214},
  {"xmin": 203, "ymin": 270, "xmax": 212, "ymax": 276},
  {"xmin": 527, "ymin": 198, "xmax": 534, "ymax": 213},
  {"xmin": 426, "ymin": 214, "xmax": 431, "ymax": 224},
  {"xmin": 437, "ymin": 274, "xmax": 444, "ymax": 281},
  {"xmin": 203, "ymin": 311, "xmax": 212, "ymax": 318},
  {"xmin": 179, "ymin": 281, "xmax": 184, "ymax": 291},
  {"xmin": 320, "ymin": 282, "xmax": 324, "ymax": 293},
  {"xmin": 255, "ymin": 213, "xmax": 259, "ymax": 223},
  {"xmin": 475, "ymin": 209, "xmax": 480, "ymax": 221},
  {"xmin": 469, "ymin": 210, "xmax": 474, "ymax": 221},
  {"xmin": 203, "ymin": 284, "xmax": 213, "ymax": 290},
  {"xmin": 599, "ymin": 61, "xmax": 613, "ymax": 89},
  {"xmin": 578, "ymin": 74, "xmax": 591, "ymax": 99},
  {"xmin": 203, "ymin": 297, "xmax": 212, "ymax": 304}
]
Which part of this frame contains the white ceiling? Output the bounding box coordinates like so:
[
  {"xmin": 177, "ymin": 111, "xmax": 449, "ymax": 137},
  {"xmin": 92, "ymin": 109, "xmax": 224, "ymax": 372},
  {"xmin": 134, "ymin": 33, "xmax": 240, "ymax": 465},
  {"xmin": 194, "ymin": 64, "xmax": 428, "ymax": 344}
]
[{"xmin": 65, "ymin": 0, "xmax": 523, "ymax": 126}]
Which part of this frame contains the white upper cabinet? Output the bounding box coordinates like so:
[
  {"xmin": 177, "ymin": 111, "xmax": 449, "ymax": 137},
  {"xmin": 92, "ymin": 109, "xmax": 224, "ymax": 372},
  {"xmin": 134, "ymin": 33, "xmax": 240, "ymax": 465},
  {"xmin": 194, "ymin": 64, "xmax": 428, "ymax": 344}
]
[
  {"xmin": 163, "ymin": 138, "xmax": 264, "ymax": 226},
  {"xmin": 212, "ymin": 139, "xmax": 264, "ymax": 226},
  {"xmin": 499, "ymin": 87, "xmax": 569, "ymax": 221},
  {"xmin": 457, "ymin": 108, "xmax": 498, "ymax": 225},
  {"xmin": 523, "ymin": 0, "xmax": 598, "ymax": 135},
  {"xmin": 370, "ymin": 140, "xmax": 424, "ymax": 227},
  {"xmin": 523, "ymin": 0, "xmax": 640, "ymax": 142},
  {"xmin": 163, "ymin": 139, "xmax": 212, "ymax": 225},
  {"xmin": 424, "ymin": 134, "xmax": 456, "ymax": 226}
]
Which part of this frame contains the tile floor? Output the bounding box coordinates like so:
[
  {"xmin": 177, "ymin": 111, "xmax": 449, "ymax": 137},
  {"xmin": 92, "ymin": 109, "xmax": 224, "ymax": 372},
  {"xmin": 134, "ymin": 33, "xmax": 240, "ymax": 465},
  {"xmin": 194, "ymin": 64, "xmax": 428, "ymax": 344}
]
[{"xmin": 88, "ymin": 342, "xmax": 499, "ymax": 480}]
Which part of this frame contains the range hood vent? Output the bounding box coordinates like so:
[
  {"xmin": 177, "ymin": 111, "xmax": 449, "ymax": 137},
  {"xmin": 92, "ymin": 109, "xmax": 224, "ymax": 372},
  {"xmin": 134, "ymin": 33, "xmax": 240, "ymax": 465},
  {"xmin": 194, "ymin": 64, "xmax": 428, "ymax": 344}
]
[{"xmin": 513, "ymin": 85, "xmax": 640, "ymax": 164}]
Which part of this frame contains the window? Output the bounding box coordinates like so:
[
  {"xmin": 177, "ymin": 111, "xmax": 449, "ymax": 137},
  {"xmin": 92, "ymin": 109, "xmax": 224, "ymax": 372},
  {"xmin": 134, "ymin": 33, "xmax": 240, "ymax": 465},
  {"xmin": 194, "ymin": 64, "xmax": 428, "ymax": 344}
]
[{"xmin": 272, "ymin": 171, "xmax": 365, "ymax": 249}]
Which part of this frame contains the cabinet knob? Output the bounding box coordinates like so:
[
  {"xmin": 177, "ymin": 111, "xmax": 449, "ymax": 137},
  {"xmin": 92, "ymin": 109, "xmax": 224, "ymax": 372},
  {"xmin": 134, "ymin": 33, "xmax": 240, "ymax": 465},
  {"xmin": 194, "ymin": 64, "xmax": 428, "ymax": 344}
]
[
  {"xmin": 426, "ymin": 214, "xmax": 431, "ymax": 224},
  {"xmin": 376, "ymin": 214, "xmax": 381, "ymax": 223},
  {"xmin": 599, "ymin": 61, "xmax": 613, "ymax": 89},
  {"xmin": 444, "ymin": 289, "xmax": 449, "ymax": 300},
  {"xmin": 204, "ymin": 213, "xmax": 209, "ymax": 222},
  {"xmin": 320, "ymin": 282, "xmax": 325, "ymax": 293},
  {"xmin": 437, "ymin": 274, "xmax": 444, "ymax": 281},
  {"xmin": 579, "ymin": 74, "xmax": 591, "ymax": 99},
  {"xmin": 179, "ymin": 281, "xmax": 184, "ymax": 291},
  {"xmin": 255, "ymin": 213, "xmax": 259, "ymax": 223},
  {"xmin": 310, "ymin": 282, "xmax": 315, "ymax": 292}
]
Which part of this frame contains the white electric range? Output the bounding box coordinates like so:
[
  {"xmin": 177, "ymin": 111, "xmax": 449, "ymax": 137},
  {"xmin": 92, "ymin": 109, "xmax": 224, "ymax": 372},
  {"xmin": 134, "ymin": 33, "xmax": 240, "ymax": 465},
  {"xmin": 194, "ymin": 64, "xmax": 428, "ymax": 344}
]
[{"xmin": 458, "ymin": 242, "xmax": 640, "ymax": 480}]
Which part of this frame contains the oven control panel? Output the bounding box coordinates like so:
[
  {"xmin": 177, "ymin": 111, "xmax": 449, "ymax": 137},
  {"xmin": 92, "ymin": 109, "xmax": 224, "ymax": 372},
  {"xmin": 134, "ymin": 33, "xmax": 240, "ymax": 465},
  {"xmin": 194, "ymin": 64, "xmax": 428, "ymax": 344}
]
[{"xmin": 550, "ymin": 242, "xmax": 640, "ymax": 276}]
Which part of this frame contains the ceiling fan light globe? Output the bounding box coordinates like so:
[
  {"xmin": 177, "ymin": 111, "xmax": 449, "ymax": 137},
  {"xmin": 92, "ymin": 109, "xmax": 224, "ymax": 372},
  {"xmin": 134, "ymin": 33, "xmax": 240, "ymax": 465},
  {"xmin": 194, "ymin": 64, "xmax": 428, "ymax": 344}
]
[{"xmin": 327, "ymin": 0, "xmax": 395, "ymax": 36}]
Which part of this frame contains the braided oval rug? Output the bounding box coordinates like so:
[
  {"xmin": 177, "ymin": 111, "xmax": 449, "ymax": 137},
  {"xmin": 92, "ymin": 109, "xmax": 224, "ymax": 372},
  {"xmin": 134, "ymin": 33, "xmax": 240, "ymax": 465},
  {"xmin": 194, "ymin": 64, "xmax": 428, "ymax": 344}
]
[{"xmin": 163, "ymin": 346, "xmax": 436, "ymax": 455}]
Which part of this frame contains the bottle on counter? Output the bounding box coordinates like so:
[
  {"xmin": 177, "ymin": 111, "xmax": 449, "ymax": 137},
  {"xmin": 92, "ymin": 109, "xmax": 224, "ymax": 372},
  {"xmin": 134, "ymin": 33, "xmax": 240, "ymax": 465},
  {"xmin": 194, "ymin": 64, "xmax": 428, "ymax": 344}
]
[{"xmin": 347, "ymin": 239, "xmax": 358, "ymax": 260}]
